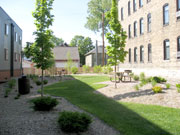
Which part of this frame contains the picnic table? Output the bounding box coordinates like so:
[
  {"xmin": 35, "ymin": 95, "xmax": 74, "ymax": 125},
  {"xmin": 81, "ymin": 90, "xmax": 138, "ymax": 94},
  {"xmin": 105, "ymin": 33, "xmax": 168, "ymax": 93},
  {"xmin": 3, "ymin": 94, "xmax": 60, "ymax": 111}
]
[{"xmin": 110, "ymin": 70, "xmax": 132, "ymax": 82}]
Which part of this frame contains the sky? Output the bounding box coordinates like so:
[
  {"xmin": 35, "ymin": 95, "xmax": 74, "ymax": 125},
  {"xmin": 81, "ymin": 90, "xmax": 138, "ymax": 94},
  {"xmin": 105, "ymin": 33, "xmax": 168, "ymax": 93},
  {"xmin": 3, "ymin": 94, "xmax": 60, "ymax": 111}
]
[{"xmin": 0, "ymin": 0, "xmax": 103, "ymax": 47}]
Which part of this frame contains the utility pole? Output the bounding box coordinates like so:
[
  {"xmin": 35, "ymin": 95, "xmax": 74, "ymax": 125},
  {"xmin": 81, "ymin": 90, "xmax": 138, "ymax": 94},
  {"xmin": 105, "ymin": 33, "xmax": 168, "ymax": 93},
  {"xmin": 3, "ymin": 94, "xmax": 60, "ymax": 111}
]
[{"xmin": 102, "ymin": 12, "xmax": 105, "ymax": 66}]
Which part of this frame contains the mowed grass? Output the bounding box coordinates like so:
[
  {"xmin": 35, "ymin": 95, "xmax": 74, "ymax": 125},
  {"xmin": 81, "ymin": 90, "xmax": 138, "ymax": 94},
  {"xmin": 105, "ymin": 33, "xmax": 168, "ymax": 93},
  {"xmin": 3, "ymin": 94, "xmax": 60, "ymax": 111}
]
[{"xmin": 44, "ymin": 75, "xmax": 180, "ymax": 135}]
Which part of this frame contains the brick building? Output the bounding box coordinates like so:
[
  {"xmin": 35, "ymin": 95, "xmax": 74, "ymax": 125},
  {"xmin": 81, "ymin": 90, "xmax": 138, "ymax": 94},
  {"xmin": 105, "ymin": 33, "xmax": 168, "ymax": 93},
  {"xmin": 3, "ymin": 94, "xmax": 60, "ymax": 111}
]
[
  {"xmin": 0, "ymin": 7, "xmax": 22, "ymax": 82},
  {"xmin": 118, "ymin": 0, "xmax": 180, "ymax": 78}
]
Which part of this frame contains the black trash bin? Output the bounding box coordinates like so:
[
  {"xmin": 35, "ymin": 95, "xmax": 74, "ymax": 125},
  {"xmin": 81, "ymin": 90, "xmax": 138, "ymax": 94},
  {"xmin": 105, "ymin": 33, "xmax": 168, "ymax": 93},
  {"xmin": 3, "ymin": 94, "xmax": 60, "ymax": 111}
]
[{"xmin": 18, "ymin": 76, "xmax": 30, "ymax": 94}]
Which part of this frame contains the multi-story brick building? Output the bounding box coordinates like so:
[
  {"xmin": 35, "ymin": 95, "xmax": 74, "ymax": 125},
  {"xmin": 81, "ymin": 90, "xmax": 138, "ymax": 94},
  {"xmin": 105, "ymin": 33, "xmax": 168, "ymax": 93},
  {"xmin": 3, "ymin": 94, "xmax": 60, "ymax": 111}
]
[
  {"xmin": 0, "ymin": 7, "xmax": 22, "ymax": 82},
  {"xmin": 118, "ymin": 0, "xmax": 180, "ymax": 78}
]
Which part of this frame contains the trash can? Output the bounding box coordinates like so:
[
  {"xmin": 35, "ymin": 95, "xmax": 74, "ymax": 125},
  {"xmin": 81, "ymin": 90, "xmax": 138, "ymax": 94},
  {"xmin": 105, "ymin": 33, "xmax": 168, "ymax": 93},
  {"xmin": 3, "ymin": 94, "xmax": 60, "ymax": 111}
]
[{"xmin": 18, "ymin": 76, "xmax": 30, "ymax": 94}]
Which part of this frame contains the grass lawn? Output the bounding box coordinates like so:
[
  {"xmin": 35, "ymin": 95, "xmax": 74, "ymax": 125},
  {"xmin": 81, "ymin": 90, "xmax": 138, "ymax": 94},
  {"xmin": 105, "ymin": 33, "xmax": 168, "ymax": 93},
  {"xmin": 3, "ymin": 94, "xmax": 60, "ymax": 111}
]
[{"xmin": 44, "ymin": 75, "xmax": 180, "ymax": 135}]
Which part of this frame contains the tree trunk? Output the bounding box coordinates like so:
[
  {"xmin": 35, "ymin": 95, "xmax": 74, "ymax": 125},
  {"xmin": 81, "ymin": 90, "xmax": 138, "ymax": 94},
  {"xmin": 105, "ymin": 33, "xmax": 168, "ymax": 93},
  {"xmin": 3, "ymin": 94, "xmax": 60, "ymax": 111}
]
[
  {"xmin": 41, "ymin": 69, "xmax": 44, "ymax": 97},
  {"xmin": 102, "ymin": 12, "xmax": 105, "ymax": 66},
  {"xmin": 114, "ymin": 64, "xmax": 117, "ymax": 89}
]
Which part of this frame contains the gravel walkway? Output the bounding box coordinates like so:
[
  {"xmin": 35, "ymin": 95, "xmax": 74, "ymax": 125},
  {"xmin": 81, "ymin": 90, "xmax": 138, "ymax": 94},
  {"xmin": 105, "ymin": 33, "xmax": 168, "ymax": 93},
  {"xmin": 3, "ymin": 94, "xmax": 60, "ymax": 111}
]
[
  {"xmin": 0, "ymin": 77, "xmax": 119, "ymax": 135},
  {"xmin": 96, "ymin": 79, "xmax": 180, "ymax": 108}
]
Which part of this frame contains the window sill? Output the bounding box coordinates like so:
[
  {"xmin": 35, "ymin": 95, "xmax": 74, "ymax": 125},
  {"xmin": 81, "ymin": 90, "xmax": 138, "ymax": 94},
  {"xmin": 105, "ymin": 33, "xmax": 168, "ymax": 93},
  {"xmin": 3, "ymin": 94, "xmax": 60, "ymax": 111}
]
[
  {"xmin": 163, "ymin": 23, "xmax": 169, "ymax": 27},
  {"xmin": 140, "ymin": 33, "xmax": 144, "ymax": 36},
  {"xmin": 163, "ymin": 59, "xmax": 170, "ymax": 62},
  {"xmin": 140, "ymin": 61, "xmax": 144, "ymax": 63}
]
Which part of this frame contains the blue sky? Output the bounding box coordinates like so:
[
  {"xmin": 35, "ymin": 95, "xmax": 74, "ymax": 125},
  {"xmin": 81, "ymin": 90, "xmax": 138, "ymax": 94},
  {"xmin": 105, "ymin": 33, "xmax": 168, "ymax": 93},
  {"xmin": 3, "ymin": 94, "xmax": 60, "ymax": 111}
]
[{"xmin": 0, "ymin": 0, "xmax": 102, "ymax": 47}]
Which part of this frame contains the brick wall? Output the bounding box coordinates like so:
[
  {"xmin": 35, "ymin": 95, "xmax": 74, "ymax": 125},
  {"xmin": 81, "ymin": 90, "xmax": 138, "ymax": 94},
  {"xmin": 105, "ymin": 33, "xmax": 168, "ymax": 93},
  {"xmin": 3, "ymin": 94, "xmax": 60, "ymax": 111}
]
[{"xmin": 0, "ymin": 69, "xmax": 21, "ymax": 82}]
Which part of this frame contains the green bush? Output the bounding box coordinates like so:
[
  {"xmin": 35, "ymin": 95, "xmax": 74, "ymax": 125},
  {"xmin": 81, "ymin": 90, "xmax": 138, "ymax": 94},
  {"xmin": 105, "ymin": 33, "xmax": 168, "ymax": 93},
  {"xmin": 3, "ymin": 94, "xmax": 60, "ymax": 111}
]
[
  {"xmin": 147, "ymin": 77, "xmax": 152, "ymax": 82},
  {"xmin": 152, "ymin": 76, "xmax": 167, "ymax": 83},
  {"xmin": 36, "ymin": 80, "xmax": 42, "ymax": 86},
  {"xmin": 134, "ymin": 85, "xmax": 139, "ymax": 91},
  {"xmin": 102, "ymin": 65, "xmax": 113, "ymax": 74},
  {"xmin": 14, "ymin": 94, "xmax": 21, "ymax": 100},
  {"xmin": 4, "ymin": 87, "xmax": 12, "ymax": 98},
  {"xmin": 8, "ymin": 79, "xmax": 16, "ymax": 88},
  {"xmin": 58, "ymin": 111, "xmax": 92, "ymax": 133},
  {"xmin": 176, "ymin": 84, "xmax": 180, "ymax": 93},
  {"xmin": 43, "ymin": 80, "xmax": 48, "ymax": 85},
  {"xmin": 82, "ymin": 65, "xmax": 90, "ymax": 73},
  {"xmin": 151, "ymin": 80, "xmax": 157, "ymax": 87},
  {"xmin": 129, "ymin": 73, "xmax": 134, "ymax": 78},
  {"xmin": 93, "ymin": 65, "xmax": 102, "ymax": 73},
  {"xmin": 152, "ymin": 86, "xmax": 162, "ymax": 93},
  {"xmin": 140, "ymin": 72, "xmax": 145, "ymax": 81},
  {"xmin": 30, "ymin": 96, "xmax": 59, "ymax": 111},
  {"xmin": 166, "ymin": 83, "xmax": 171, "ymax": 89},
  {"xmin": 133, "ymin": 75, "xmax": 139, "ymax": 81},
  {"xmin": 71, "ymin": 67, "xmax": 78, "ymax": 74}
]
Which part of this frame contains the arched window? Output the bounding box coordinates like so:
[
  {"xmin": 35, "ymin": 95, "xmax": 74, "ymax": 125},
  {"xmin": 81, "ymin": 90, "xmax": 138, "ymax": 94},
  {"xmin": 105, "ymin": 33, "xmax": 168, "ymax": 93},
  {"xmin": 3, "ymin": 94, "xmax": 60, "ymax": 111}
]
[
  {"xmin": 177, "ymin": 36, "xmax": 180, "ymax": 59},
  {"xmin": 164, "ymin": 39, "xmax": 170, "ymax": 60},
  {"xmin": 163, "ymin": 4, "xmax": 169, "ymax": 25},
  {"xmin": 140, "ymin": 45, "xmax": 144, "ymax": 62},
  {"xmin": 140, "ymin": 18, "xmax": 144, "ymax": 35},
  {"xmin": 148, "ymin": 44, "xmax": 152, "ymax": 62},
  {"xmin": 133, "ymin": 0, "xmax": 137, "ymax": 12},
  {"xmin": 121, "ymin": 7, "xmax": 123, "ymax": 20},
  {"xmin": 147, "ymin": 13, "xmax": 151, "ymax": 32},
  {"xmin": 134, "ymin": 47, "xmax": 137, "ymax": 62},
  {"xmin": 128, "ymin": 1, "xmax": 131, "ymax": 15},
  {"xmin": 129, "ymin": 48, "xmax": 131, "ymax": 62},
  {"xmin": 128, "ymin": 24, "xmax": 131, "ymax": 38},
  {"xmin": 134, "ymin": 21, "xmax": 137, "ymax": 37},
  {"xmin": 139, "ymin": 0, "xmax": 143, "ymax": 7}
]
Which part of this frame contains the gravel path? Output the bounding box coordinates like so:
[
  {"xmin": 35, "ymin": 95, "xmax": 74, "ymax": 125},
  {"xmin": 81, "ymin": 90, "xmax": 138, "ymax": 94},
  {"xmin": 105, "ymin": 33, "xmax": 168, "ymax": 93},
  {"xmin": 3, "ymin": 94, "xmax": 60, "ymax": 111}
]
[
  {"xmin": 96, "ymin": 79, "xmax": 180, "ymax": 108},
  {"xmin": 0, "ymin": 77, "xmax": 119, "ymax": 135}
]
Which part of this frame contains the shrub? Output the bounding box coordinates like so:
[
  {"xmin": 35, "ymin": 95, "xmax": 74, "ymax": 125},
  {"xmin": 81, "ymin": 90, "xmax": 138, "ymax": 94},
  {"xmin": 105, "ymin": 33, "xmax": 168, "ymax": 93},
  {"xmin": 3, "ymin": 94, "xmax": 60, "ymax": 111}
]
[
  {"xmin": 133, "ymin": 75, "xmax": 139, "ymax": 81},
  {"xmin": 58, "ymin": 111, "xmax": 92, "ymax": 133},
  {"xmin": 71, "ymin": 67, "xmax": 78, "ymax": 74},
  {"xmin": 166, "ymin": 83, "xmax": 171, "ymax": 89},
  {"xmin": 134, "ymin": 85, "xmax": 139, "ymax": 91},
  {"xmin": 14, "ymin": 94, "xmax": 21, "ymax": 100},
  {"xmin": 43, "ymin": 80, "xmax": 48, "ymax": 85},
  {"xmin": 151, "ymin": 80, "xmax": 157, "ymax": 87},
  {"xmin": 93, "ymin": 65, "xmax": 102, "ymax": 73},
  {"xmin": 152, "ymin": 76, "xmax": 167, "ymax": 83},
  {"xmin": 147, "ymin": 77, "xmax": 152, "ymax": 82},
  {"xmin": 176, "ymin": 84, "xmax": 180, "ymax": 93},
  {"xmin": 4, "ymin": 87, "xmax": 12, "ymax": 98},
  {"xmin": 30, "ymin": 96, "xmax": 59, "ymax": 111},
  {"xmin": 152, "ymin": 86, "xmax": 162, "ymax": 93},
  {"xmin": 129, "ymin": 73, "xmax": 134, "ymax": 78},
  {"xmin": 140, "ymin": 72, "xmax": 145, "ymax": 81},
  {"xmin": 102, "ymin": 65, "xmax": 113, "ymax": 74},
  {"xmin": 82, "ymin": 65, "xmax": 90, "ymax": 73},
  {"xmin": 36, "ymin": 80, "xmax": 42, "ymax": 86},
  {"xmin": 8, "ymin": 79, "xmax": 16, "ymax": 88}
]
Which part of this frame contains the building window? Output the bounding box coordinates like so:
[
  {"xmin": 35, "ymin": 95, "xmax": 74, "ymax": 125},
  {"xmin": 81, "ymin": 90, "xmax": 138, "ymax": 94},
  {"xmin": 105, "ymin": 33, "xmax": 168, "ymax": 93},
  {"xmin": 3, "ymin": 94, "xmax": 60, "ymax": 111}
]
[
  {"xmin": 15, "ymin": 53, "xmax": 18, "ymax": 61},
  {"xmin": 134, "ymin": 47, "xmax": 137, "ymax": 62},
  {"xmin": 139, "ymin": 0, "xmax": 143, "ymax": 7},
  {"xmin": 128, "ymin": 1, "xmax": 131, "ymax": 15},
  {"xmin": 164, "ymin": 39, "xmax": 170, "ymax": 60},
  {"xmin": 140, "ymin": 18, "xmax": 144, "ymax": 35},
  {"xmin": 4, "ymin": 49, "xmax": 8, "ymax": 61},
  {"xmin": 133, "ymin": 0, "xmax": 137, "ymax": 12},
  {"xmin": 5, "ymin": 24, "xmax": 9, "ymax": 35},
  {"xmin": 147, "ymin": 0, "xmax": 151, "ymax": 3},
  {"xmin": 128, "ymin": 24, "xmax": 131, "ymax": 38},
  {"xmin": 134, "ymin": 21, "xmax": 137, "ymax": 37},
  {"xmin": 15, "ymin": 32, "xmax": 18, "ymax": 42},
  {"xmin": 140, "ymin": 45, "xmax": 144, "ymax": 62},
  {"xmin": 177, "ymin": 36, "xmax": 180, "ymax": 59},
  {"xmin": 121, "ymin": 8, "xmax": 124, "ymax": 21},
  {"xmin": 163, "ymin": 4, "xmax": 169, "ymax": 25},
  {"xmin": 147, "ymin": 13, "xmax": 151, "ymax": 32},
  {"xmin": 129, "ymin": 48, "xmax": 131, "ymax": 62},
  {"xmin": 19, "ymin": 36, "xmax": 22, "ymax": 45},
  {"xmin": 177, "ymin": 0, "xmax": 180, "ymax": 11},
  {"xmin": 148, "ymin": 44, "xmax": 152, "ymax": 62}
]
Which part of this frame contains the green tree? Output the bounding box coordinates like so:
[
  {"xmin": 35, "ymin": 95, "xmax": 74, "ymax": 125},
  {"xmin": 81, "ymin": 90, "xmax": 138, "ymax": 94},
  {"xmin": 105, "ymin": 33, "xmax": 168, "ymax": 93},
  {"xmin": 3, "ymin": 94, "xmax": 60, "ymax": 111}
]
[
  {"xmin": 106, "ymin": 0, "xmax": 127, "ymax": 88},
  {"xmin": 85, "ymin": 0, "xmax": 111, "ymax": 65},
  {"xmin": 24, "ymin": 42, "xmax": 33, "ymax": 59},
  {"xmin": 51, "ymin": 35, "xmax": 64, "ymax": 46},
  {"xmin": 65, "ymin": 52, "xmax": 74, "ymax": 74},
  {"xmin": 30, "ymin": 0, "xmax": 55, "ymax": 96},
  {"xmin": 70, "ymin": 35, "xmax": 94, "ymax": 65}
]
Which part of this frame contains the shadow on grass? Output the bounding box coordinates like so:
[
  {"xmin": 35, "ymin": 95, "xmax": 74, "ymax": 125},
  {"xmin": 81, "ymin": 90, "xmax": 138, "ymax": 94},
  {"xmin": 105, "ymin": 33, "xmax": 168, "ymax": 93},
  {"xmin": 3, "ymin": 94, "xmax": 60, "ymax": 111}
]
[{"xmin": 44, "ymin": 76, "xmax": 171, "ymax": 135}]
